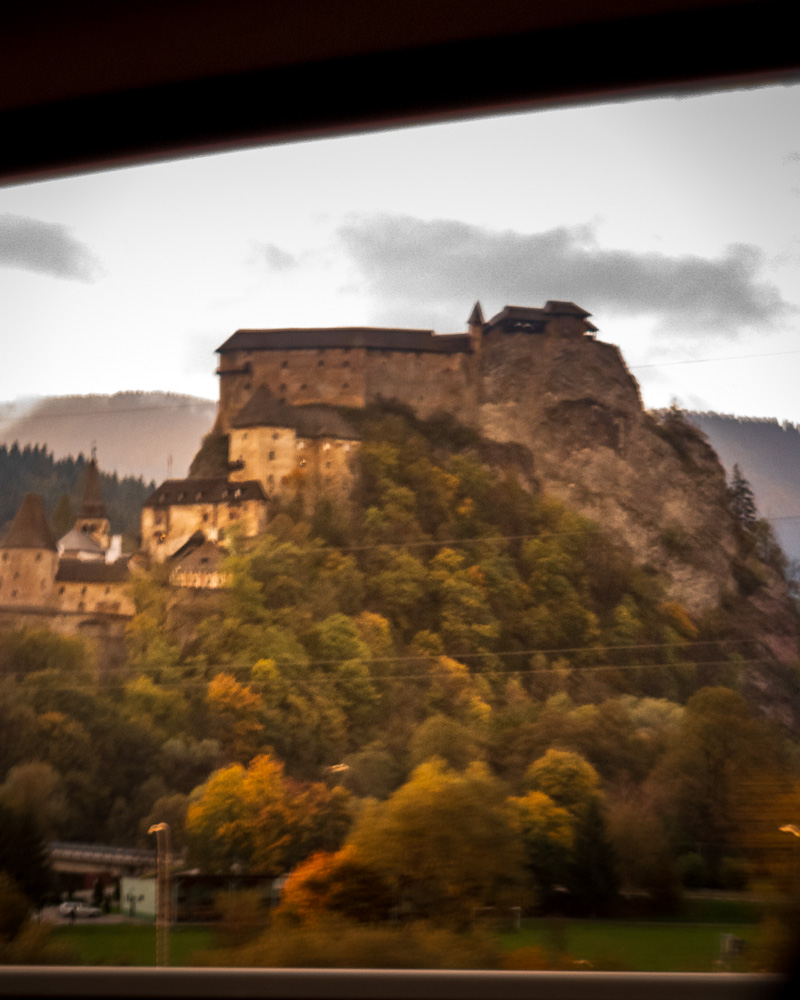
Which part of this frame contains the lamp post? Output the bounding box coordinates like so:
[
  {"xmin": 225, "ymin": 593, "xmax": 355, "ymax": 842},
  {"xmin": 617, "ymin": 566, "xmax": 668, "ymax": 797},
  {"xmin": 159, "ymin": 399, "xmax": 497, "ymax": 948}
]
[{"xmin": 148, "ymin": 823, "xmax": 171, "ymax": 968}]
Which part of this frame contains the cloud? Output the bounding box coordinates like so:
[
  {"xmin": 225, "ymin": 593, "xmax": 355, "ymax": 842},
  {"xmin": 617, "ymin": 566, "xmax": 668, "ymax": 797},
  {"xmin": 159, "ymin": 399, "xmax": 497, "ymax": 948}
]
[
  {"xmin": 0, "ymin": 214, "xmax": 99, "ymax": 281},
  {"xmin": 337, "ymin": 214, "xmax": 793, "ymax": 337},
  {"xmin": 256, "ymin": 243, "xmax": 298, "ymax": 271}
]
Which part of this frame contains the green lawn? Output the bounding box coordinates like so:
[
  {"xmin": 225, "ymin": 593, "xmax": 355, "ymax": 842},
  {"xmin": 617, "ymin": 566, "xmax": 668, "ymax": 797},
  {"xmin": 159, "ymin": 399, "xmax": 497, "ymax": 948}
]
[
  {"xmin": 51, "ymin": 916, "xmax": 763, "ymax": 972},
  {"xmin": 51, "ymin": 924, "xmax": 215, "ymax": 967},
  {"xmin": 497, "ymin": 919, "xmax": 761, "ymax": 972}
]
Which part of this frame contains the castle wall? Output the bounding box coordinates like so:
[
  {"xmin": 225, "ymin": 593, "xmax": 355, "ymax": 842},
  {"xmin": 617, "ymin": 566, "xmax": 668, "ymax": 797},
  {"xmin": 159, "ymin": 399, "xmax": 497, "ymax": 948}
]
[
  {"xmin": 218, "ymin": 347, "xmax": 368, "ymax": 430},
  {"xmin": 299, "ymin": 437, "xmax": 361, "ymax": 499},
  {"xmin": 0, "ymin": 548, "xmax": 58, "ymax": 608},
  {"xmin": 55, "ymin": 580, "xmax": 135, "ymax": 616},
  {"xmin": 363, "ymin": 349, "xmax": 479, "ymax": 423},
  {"xmin": 229, "ymin": 425, "xmax": 297, "ymax": 496},
  {"xmin": 142, "ymin": 497, "xmax": 267, "ymax": 561}
]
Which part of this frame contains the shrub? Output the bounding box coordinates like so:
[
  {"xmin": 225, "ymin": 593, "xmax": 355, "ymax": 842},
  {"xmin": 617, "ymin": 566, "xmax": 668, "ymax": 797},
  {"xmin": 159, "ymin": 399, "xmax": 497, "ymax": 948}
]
[{"xmin": 676, "ymin": 852, "xmax": 710, "ymax": 889}]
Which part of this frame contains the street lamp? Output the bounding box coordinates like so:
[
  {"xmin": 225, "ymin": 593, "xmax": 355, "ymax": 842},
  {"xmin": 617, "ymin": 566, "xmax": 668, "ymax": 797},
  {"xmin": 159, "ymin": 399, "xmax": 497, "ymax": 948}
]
[{"xmin": 148, "ymin": 823, "xmax": 171, "ymax": 968}]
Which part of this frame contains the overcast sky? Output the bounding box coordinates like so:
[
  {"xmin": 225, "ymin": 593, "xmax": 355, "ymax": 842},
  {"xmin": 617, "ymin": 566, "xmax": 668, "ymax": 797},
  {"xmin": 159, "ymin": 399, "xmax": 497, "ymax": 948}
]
[{"xmin": 0, "ymin": 81, "xmax": 798, "ymax": 421}]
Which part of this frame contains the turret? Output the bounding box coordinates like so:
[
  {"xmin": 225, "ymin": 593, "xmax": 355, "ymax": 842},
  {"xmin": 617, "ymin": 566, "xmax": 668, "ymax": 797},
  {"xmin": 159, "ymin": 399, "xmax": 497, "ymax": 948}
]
[{"xmin": 0, "ymin": 494, "xmax": 58, "ymax": 608}]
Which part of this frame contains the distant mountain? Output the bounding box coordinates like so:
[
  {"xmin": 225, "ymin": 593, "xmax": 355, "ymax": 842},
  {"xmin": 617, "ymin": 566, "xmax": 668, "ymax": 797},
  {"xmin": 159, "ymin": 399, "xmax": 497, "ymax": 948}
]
[
  {"xmin": 0, "ymin": 392, "xmax": 217, "ymax": 485},
  {"xmin": 688, "ymin": 412, "xmax": 800, "ymax": 565}
]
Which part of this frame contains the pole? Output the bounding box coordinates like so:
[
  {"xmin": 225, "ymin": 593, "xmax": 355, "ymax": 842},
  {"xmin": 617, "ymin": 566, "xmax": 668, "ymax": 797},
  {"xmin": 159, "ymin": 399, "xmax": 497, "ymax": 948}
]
[{"xmin": 148, "ymin": 823, "xmax": 171, "ymax": 967}]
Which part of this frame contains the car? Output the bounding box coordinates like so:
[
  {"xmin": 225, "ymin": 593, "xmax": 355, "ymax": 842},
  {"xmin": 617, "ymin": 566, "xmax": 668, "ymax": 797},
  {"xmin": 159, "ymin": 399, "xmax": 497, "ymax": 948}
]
[{"xmin": 58, "ymin": 901, "xmax": 101, "ymax": 918}]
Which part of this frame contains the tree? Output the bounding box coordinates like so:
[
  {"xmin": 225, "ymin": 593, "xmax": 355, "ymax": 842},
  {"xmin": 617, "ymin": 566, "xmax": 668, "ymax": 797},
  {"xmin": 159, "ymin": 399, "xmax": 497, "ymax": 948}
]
[
  {"xmin": 524, "ymin": 749, "xmax": 601, "ymax": 814},
  {"xmin": 728, "ymin": 464, "xmax": 758, "ymax": 531},
  {"xmin": 185, "ymin": 754, "xmax": 352, "ymax": 875},
  {"xmin": 206, "ymin": 673, "xmax": 267, "ymax": 764},
  {"xmin": 278, "ymin": 846, "xmax": 394, "ymax": 924},
  {"xmin": 0, "ymin": 803, "xmax": 53, "ymax": 906},
  {"xmin": 347, "ymin": 758, "xmax": 524, "ymax": 925},
  {"xmin": 509, "ymin": 790, "xmax": 574, "ymax": 905}
]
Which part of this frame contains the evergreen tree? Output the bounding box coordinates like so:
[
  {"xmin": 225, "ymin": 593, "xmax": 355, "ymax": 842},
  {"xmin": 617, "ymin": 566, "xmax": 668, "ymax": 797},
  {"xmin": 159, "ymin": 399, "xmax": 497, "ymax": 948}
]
[{"xmin": 728, "ymin": 464, "xmax": 758, "ymax": 531}]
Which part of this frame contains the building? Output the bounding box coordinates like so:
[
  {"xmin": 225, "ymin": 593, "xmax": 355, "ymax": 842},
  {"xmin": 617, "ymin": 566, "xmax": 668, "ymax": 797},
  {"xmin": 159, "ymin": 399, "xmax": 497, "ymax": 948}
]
[{"xmin": 0, "ymin": 459, "xmax": 135, "ymax": 664}]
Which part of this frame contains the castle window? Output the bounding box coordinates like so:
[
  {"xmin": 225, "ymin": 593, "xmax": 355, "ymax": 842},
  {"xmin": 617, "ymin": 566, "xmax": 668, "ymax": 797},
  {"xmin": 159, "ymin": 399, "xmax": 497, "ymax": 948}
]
[
  {"xmin": 40, "ymin": 580, "xmax": 46, "ymax": 590},
  {"xmin": 59, "ymin": 586, "xmax": 65, "ymax": 595},
  {"xmin": 229, "ymin": 509, "xmax": 237, "ymax": 520},
  {"xmin": 280, "ymin": 383, "xmax": 287, "ymax": 392},
  {"xmin": 318, "ymin": 359, "xmax": 324, "ymax": 367},
  {"xmin": 323, "ymin": 442, "xmax": 331, "ymax": 451},
  {"xmin": 1, "ymin": 554, "xmax": 6, "ymax": 561},
  {"xmin": 81, "ymin": 587, "xmax": 87, "ymax": 595},
  {"xmin": 272, "ymin": 432, "xmax": 279, "ymax": 440},
  {"xmin": 235, "ymin": 488, "xmax": 242, "ymax": 498},
  {"xmin": 202, "ymin": 512, "xmax": 209, "ymax": 522},
  {"xmin": 11, "ymin": 590, "xmax": 17, "ymax": 598},
  {"xmin": 245, "ymin": 382, "xmax": 252, "ymax": 391},
  {"xmin": 105, "ymin": 587, "xmax": 111, "ymax": 594},
  {"xmin": 345, "ymin": 444, "xmax": 351, "ymax": 452},
  {"xmin": 342, "ymin": 360, "xmax": 349, "ymax": 368},
  {"xmin": 13, "ymin": 572, "xmax": 19, "ymax": 580},
  {"xmin": 178, "ymin": 492, "xmax": 185, "ymax": 500},
  {"xmin": 269, "ymin": 451, "xmax": 275, "ymax": 461},
  {"xmin": 242, "ymin": 432, "xmax": 248, "ymax": 440},
  {"xmin": 299, "ymin": 459, "xmax": 307, "ymax": 468},
  {"xmin": 267, "ymin": 474, "xmax": 274, "ymax": 483},
  {"xmin": 281, "ymin": 360, "xmax": 288, "ymax": 369},
  {"xmin": 300, "ymin": 383, "xmax": 307, "ymax": 390},
  {"xmin": 35, "ymin": 552, "xmax": 41, "ymax": 562},
  {"xmin": 296, "ymin": 441, "xmax": 305, "ymax": 450},
  {"xmin": 343, "ymin": 382, "xmax": 350, "ymax": 389},
  {"xmin": 195, "ymin": 491, "xmax": 203, "ymax": 500},
  {"xmin": 326, "ymin": 462, "xmax": 332, "ymax": 469}
]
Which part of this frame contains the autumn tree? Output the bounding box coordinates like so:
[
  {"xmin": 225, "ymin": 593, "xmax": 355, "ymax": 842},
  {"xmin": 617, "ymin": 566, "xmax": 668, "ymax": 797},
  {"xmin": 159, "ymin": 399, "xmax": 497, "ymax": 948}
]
[{"xmin": 347, "ymin": 758, "xmax": 524, "ymax": 925}]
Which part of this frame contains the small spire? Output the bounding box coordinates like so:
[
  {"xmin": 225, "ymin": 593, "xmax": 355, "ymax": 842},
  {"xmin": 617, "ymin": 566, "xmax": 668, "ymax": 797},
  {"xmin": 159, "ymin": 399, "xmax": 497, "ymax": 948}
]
[
  {"xmin": 80, "ymin": 455, "xmax": 107, "ymax": 519},
  {"xmin": 467, "ymin": 301, "xmax": 485, "ymax": 328}
]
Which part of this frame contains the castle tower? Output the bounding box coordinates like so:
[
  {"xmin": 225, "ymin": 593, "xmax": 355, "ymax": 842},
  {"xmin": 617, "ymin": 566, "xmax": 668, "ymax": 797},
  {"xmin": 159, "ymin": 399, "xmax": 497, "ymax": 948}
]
[
  {"xmin": 0, "ymin": 494, "xmax": 58, "ymax": 608},
  {"xmin": 71, "ymin": 456, "xmax": 111, "ymax": 553}
]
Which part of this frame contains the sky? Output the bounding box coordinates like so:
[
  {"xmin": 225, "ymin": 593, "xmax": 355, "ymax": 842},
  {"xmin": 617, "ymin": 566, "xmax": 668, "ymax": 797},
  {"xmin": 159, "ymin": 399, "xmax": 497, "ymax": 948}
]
[{"xmin": 0, "ymin": 80, "xmax": 798, "ymax": 422}]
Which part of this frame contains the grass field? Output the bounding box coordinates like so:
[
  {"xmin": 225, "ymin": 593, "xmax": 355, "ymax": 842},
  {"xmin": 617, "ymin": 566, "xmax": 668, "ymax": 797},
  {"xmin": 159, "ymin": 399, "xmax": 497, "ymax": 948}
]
[
  {"xmin": 51, "ymin": 925, "xmax": 215, "ymax": 967},
  {"xmin": 497, "ymin": 919, "xmax": 760, "ymax": 972},
  {"xmin": 49, "ymin": 915, "xmax": 765, "ymax": 971}
]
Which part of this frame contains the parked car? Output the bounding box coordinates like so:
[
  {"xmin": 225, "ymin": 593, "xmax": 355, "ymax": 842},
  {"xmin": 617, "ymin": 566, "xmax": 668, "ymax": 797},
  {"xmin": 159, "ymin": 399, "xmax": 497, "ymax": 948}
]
[{"xmin": 59, "ymin": 901, "xmax": 101, "ymax": 918}]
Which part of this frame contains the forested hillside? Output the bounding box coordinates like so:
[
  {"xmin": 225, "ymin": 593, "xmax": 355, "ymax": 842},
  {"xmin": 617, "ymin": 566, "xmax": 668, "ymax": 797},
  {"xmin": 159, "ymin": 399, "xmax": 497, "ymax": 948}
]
[
  {"xmin": 0, "ymin": 443, "xmax": 154, "ymax": 544},
  {"xmin": 2, "ymin": 406, "xmax": 798, "ymax": 942},
  {"xmin": 689, "ymin": 412, "xmax": 800, "ymax": 564}
]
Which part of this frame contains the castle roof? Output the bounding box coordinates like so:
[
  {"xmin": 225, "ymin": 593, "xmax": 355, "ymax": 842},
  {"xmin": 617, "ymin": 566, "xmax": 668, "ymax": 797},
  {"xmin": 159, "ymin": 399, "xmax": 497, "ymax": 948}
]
[
  {"xmin": 0, "ymin": 494, "xmax": 57, "ymax": 551},
  {"xmin": 231, "ymin": 387, "xmax": 360, "ymax": 440},
  {"xmin": 143, "ymin": 478, "xmax": 267, "ymax": 508},
  {"xmin": 79, "ymin": 457, "xmax": 107, "ymax": 519},
  {"xmin": 293, "ymin": 405, "xmax": 360, "ymax": 441},
  {"xmin": 485, "ymin": 301, "xmax": 598, "ymax": 334},
  {"xmin": 169, "ymin": 532, "xmax": 228, "ymax": 574},
  {"xmin": 231, "ymin": 384, "xmax": 294, "ymax": 429},
  {"xmin": 217, "ymin": 327, "xmax": 472, "ymax": 355},
  {"xmin": 55, "ymin": 558, "xmax": 130, "ymax": 584},
  {"xmin": 58, "ymin": 527, "xmax": 106, "ymax": 558}
]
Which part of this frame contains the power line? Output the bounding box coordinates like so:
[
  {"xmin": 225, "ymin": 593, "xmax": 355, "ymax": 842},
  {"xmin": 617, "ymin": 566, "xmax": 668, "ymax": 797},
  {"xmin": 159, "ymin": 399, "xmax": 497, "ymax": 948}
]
[{"xmin": 630, "ymin": 349, "xmax": 800, "ymax": 371}]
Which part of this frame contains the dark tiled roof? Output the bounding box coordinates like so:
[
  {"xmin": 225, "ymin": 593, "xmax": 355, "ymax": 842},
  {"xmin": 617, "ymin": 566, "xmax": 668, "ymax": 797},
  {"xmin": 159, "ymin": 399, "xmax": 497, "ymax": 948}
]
[
  {"xmin": 231, "ymin": 385, "xmax": 295, "ymax": 429},
  {"xmin": 467, "ymin": 301, "xmax": 485, "ymax": 327},
  {"xmin": 1, "ymin": 494, "xmax": 57, "ymax": 551},
  {"xmin": 232, "ymin": 387, "xmax": 360, "ymax": 440},
  {"xmin": 80, "ymin": 458, "xmax": 107, "ymax": 518},
  {"xmin": 544, "ymin": 300, "xmax": 592, "ymax": 317},
  {"xmin": 217, "ymin": 327, "xmax": 472, "ymax": 355},
  {"xmin": 143, "ymin": 478, "xmax": 267, "ymax": 507},
  {"xmin": 486, "ymin": 301, "xmax": 598, "ymax": 333},
  {"xmin": 170, "ymin": 537, "xmax": 228, "ymax": 573},
  {"xmin": 55, "ymin": 558, "xmax": 130, "ymax": 583},
  {"xmin": 293, "ymin": 405, "xmax": 360, "ymax": 440}
]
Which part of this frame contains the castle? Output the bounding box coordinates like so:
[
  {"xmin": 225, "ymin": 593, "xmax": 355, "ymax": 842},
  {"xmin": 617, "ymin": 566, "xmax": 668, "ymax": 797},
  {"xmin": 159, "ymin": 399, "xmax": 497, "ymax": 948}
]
[
  {"xmin": 0, "ymin": 299, "xmax": 606, "ymax": 655},
  {"xmin": 0, "ymin": 458, "xmax": 135, "ymax": 665},
  {"xmin": 140, "ymin": 299, "xmax": 600, "ymax": 563}
]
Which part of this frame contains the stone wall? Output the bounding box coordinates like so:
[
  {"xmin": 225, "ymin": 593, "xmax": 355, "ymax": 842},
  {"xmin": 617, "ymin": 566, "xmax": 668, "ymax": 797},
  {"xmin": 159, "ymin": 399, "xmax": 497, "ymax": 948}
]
[
  {"xmin": 0, "ymin": 548, "xmax": 58, "ymax": 608},
  {"xmin": 218, "ymin": 347, "xmax": 368, "ymax": 430},
  {"xmin": 364, "ymin": 349, "xmax": 479, "ymax": 423},
  {"xmin": 142, "ymin": 496, "xmax": 267, "ymax": 561}
]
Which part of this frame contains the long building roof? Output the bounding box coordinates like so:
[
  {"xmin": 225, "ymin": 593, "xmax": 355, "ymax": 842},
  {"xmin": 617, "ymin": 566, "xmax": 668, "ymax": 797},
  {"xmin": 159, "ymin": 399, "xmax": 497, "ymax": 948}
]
[
  {"xmin": 217, "ymin": 327, "xmax": 472, "ymax": 354},
  {"xmin": 143, "ymin": 478, "xmax": 267, "ymax": 507}
]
